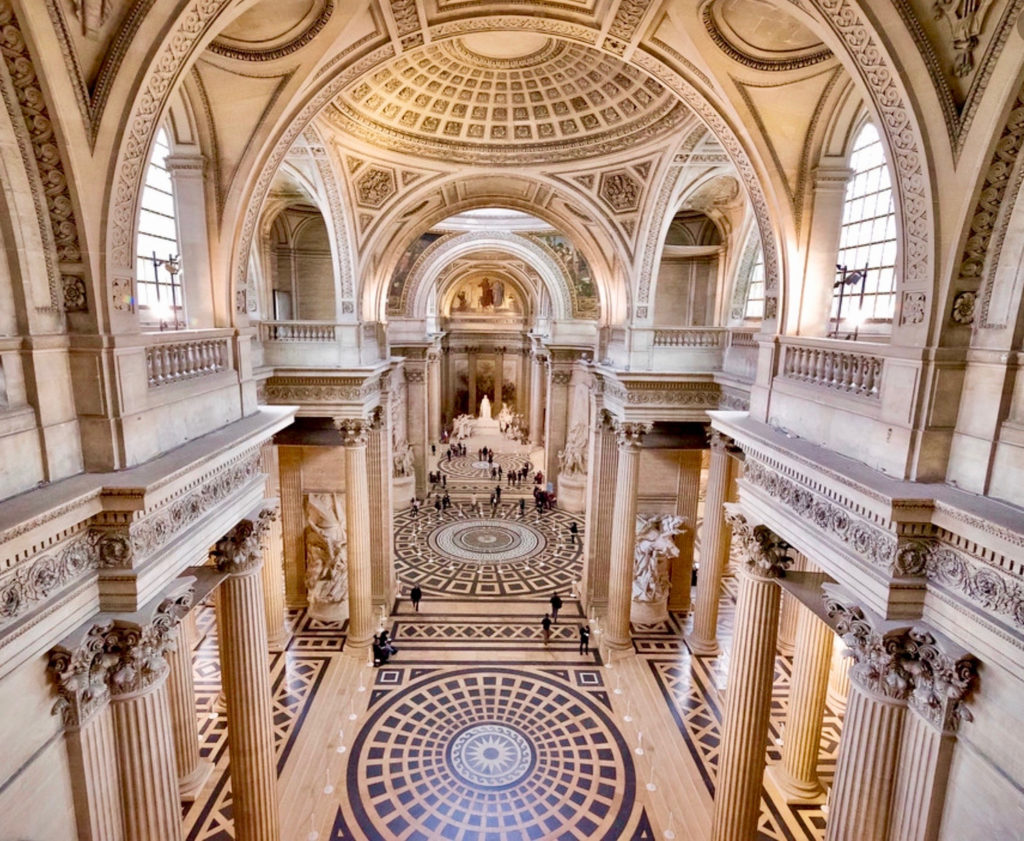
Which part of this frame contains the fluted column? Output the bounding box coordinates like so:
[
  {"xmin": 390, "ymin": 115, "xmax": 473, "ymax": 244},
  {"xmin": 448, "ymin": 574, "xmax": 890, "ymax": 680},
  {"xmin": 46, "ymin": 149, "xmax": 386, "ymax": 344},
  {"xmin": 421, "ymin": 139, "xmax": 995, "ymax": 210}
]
[
  {"xmin": 710, "ymin": 509, "xmax": 791, "ymax": 841},
  {"xmin": 427, "ymin": 350, "xmax": 442, "ymax": 442},
  {"xmin": 405, "ymin": 362, "xmax": 428, "ymax": 496},
  {"xmin": 888, "ymin": 631, "xmax": 976, "ymax": 841},
  {"xmin": 823, "ymin": 591, "xmax": 913, "ymax": 841},
  {"xmin": 213, "ymin": 509, "xmax": 281, "ymax": 841},
  {"xmin": 48, "ymin": 624, "xmax": 124, "ymax": 841},
  {"xmin": 669, "ymin": 449, "xmax": 702, "ymax": 612},
  {"xmin": 776, "ymin": 553, "xmax": 808, "ymax": 655},
  {"xmin": 278, "ymin": 445, "xmax": 306, "ymax": 607},
  {"xmin": 605, "ymin": 420, "xmax": 650, "ymax": 651},
  {"xmin": 827, "ymin": 641, "xmax": 852, "ymax": 715},
  {"xmin": 529, "ymin": 352, "xmax": 546, "ymax": 445},
  {"xmin": 768, "ymin": 603, "xmax": 833, "ymax": 801},
  {"xmin": 259, "ymin": 444, "xmax": 290, "ymax": 649},
  {"xmin": 105, "ymin": 585, "xmax": 194, "ymax": 841},
  {"xmin": 688, "ymin": 431, "xmax": 736, "ymax": 655},
  {"xmin": 367, "ymin": 403, "xmax": 396, "ymax": 608},
  {"xmin": 336, "ymin": 416, "xmax": 375, "ymax": 652},
  {"xmin": 582, "ymin": 404, "xmax": 617, "ymax": 614},
  {"xmin": 165, "ymin": 614, "xmax": 213, "ymax": 799},
  {"xmin": 544, "ymin": 361, "xmax": 573, "ymax": 481}
]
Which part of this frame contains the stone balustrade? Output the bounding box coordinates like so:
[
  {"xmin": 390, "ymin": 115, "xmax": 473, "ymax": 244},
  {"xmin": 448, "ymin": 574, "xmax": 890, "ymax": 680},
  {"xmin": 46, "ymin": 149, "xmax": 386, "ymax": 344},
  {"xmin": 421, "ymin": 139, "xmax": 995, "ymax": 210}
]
[
  {"xmin": 260, "ymin": 321, "xmax": 337, "ymax": 342},
  {"xmin": 779, "ymin": 340, "xmax": 883, "ymax": 400},
  {"xmin": 145, "ymin": 338, "xmax": 229, "ymax": 388},
  {"xmin": 652, "ymin": 328, "xmax": 727, "ymax": 347}
]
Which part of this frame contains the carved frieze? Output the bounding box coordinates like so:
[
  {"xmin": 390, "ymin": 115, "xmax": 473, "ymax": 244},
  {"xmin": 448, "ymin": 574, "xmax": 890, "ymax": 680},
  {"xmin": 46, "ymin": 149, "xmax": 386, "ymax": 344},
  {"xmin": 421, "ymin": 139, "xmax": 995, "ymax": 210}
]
[{"xmin": 0, "ymin": 530, "xmax": 95, "ymax": 629}]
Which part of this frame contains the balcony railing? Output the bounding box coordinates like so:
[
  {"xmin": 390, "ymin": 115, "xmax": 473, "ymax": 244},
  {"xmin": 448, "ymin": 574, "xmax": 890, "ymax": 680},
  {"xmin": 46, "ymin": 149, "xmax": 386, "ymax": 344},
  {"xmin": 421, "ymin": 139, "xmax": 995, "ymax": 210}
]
[
  {"xmin": 779, "ymin": 341, "xmax": 883, "ymax": 400},
  {"xmin": 652, "ymin": 328, "xmax": 727, "ymax": 348},
  {"xmin": 260, "ymin": 321, "xmax": 337, "ymax": 342},
  {"xmin": 145, "ymin": 338, "xmax": 229, "ymax": 388}
]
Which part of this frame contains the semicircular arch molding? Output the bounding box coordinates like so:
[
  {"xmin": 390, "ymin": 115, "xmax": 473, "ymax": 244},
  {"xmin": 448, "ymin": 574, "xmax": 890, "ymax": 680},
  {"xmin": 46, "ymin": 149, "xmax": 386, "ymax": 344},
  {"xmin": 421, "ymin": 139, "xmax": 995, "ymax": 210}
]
[{"xmin": 402, "ymin": 232, "xmax": 575, "ymax": 324}]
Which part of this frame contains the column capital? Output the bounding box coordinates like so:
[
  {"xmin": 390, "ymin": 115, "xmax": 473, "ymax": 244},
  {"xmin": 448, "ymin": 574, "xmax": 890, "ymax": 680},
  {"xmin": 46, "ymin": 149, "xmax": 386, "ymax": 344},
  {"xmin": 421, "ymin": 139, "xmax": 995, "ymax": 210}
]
[
  {"xmin": 823, "ymin": 588, "xmax": 914, "ymax": 701},
  {"xmin": 708, "ymin": 428, "xmax": 738, "ymax": 454},
  {"xmin": 905, "ymin": 628, "xmax": 978, "ymax": 733},
  {"xmin": 212, "ymin": 507, "xmax": 276, "ymax": 574},
  {"xmin": 612, "ymin": 420, "xmax": 650, "ymax": 452},
  {"xmin": 48, "ymin": 621, "xmax": 114, "ymax": 728},
  {"xmin": 334, "ymin": 416, "xmax": 371, "ymax": 446},
  {"xmin": 104, "ymin": 585, "xmax": 194, "ymax": 699},
  {"xmin": 724, "ymin": 505, "xmax": 793, "ymax": 579}
]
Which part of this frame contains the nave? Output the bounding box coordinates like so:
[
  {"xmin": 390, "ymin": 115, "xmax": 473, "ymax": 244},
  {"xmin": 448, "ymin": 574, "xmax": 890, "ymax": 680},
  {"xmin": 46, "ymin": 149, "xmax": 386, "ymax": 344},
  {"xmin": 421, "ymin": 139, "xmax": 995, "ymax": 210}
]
[{"xmin": 180, "ymin": 441, "xmax": 843, "ymax": 841}]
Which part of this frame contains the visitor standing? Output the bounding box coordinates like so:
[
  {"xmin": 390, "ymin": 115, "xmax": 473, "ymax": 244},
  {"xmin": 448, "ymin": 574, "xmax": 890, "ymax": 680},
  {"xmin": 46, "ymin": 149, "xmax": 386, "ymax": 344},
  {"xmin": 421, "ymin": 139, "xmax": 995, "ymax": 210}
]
[
  {"xmin": 541, "ymin": 613, "xmax": 552, "ymax": 645},
  {"xmin": 550, "ymin": 592, "xmax": 562, "ymax": 622},
  {"xmin": 569, "ymin": 521, "xmax": 579, "ymax": 544},
  {"xmin": 579, "ymin": 625, "xmax": 590, "ymax": 654},
  {"xmin": 410, "ymin": 584, "xmax": 422, "ymax": 612}
]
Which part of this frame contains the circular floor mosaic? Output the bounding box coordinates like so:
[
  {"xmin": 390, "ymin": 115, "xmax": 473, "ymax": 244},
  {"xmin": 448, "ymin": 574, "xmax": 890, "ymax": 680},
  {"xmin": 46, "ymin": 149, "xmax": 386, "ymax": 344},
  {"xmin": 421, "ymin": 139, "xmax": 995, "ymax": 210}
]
[
  {"xmin": 348, "ymin": 668, "xmax": 636, "ymax": 840},
  {"xmin": 430, "ymin": 519, "xmax": 544, "ymax": 563},
  {"xmin": 438, "ymin": 453, "xmax": 533, "ymax": 480},
  {"xmin": 394, "ymin": 507, "xmax": 583, "ymax": 597}
]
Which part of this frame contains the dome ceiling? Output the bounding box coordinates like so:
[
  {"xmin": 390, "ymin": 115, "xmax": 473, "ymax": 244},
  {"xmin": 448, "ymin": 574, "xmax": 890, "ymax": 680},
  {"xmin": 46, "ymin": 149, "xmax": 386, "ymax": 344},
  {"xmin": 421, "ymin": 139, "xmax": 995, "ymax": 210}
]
[{"xmin": 324, "ymin": 35, "xmax": 692, "ymax": 165}]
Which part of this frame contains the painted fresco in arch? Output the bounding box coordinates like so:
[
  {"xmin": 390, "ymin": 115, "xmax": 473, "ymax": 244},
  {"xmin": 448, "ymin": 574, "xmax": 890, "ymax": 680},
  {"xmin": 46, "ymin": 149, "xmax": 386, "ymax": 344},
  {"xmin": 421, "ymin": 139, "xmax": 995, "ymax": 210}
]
[
  {"xmin": 531, "ymin": 233, "xmax": 600, "ymax": 318},
  {"xmin": 387, "ymin": 232, "xmax": 443, "ymax": 312},
  {"xmin": 448, "ymin": 275, "xmax": 524, "ymax": 315}
]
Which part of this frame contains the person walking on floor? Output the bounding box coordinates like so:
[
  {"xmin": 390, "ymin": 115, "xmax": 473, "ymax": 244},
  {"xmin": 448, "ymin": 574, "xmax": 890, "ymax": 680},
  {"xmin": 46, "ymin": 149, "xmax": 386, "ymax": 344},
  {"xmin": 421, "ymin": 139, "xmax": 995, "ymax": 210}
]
[
  {"xmin": 519, "ymin": 497, "xmax": 526, "ymax": 517},
  {"xmin": 541, "ymin": 613, "xmax": 552, "ymax": 645},
  {"xmin": 410, "ymin": 584, "xmax": 422, "ymax": 612},
  {"xmin": 550, "ymin": 592, "xmax": 562, "ymax": 623},
  {"xmin": 579, "ymin": 624, "xmax": 590, "ymax": 654},
  {"xmin": 569, "ymin": 521, "xmax": 579, "ymax": 545}
]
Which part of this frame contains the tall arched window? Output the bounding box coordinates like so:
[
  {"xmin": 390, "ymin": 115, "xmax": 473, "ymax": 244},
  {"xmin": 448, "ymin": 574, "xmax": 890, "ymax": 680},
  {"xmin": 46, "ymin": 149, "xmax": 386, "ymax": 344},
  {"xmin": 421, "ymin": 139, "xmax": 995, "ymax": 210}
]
[
  {"xmin": 744, "ymin": 246, "xmax": 765, "ymax": 320},
  {"xmin": 136, "ymin": 127, "xmax": 183, "ymax": 327},
  {"xmin": 832, "ymin": 122, "xmax": 897, "ymax": 333}
]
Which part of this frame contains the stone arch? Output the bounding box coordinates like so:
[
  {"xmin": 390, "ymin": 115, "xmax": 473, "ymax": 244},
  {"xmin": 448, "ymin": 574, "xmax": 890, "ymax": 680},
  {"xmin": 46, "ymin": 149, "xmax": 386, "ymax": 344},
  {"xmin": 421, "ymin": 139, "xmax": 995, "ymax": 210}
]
[{"xmin": 402, "ymin": 232, "xmax": 575, "ymax": 324}]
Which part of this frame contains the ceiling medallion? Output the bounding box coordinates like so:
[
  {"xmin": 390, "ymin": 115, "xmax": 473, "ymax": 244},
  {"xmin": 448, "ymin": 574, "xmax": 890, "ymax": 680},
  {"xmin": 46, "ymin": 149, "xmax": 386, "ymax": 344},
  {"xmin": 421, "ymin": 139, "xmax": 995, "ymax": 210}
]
[{"xmin": 702, "ymin": 0, "xmax": 831, "ymax": 71}]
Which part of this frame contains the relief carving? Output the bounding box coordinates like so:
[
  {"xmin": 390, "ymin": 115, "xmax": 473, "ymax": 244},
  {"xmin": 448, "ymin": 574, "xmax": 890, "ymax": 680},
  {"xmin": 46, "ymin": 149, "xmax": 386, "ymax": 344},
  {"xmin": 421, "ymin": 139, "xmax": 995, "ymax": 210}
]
[
  {"xmin": 304, "ymin": 493, "xmax": 348, "ymax": 619},
  {"xmin": 632, "ymin": 514, "xmax": 686, "ymax": 603}
]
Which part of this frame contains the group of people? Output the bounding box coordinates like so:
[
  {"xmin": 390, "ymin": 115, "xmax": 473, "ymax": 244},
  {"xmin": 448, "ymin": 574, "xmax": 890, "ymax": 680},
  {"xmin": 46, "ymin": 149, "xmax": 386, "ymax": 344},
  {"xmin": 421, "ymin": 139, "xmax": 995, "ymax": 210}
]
[
  {"xmin": 444, "ymin": 442, "xmax": 468, "ymax": 461},
  {"xmin": 532, "ymin": 485, "xmax": 555, "ymax": 512},
  {"xmin": 503, "ymin": 463, "xmax": 534, "ymax": 486},
  {"xmin": 372, "ymin": 629, "xmax": 398, "ymax": 666},
  {"xmin": 538, "ymin": 592, "xmax": 591, "ymax": 654},
  {"xmin": 428, "ymin": 470, "xmax": 447, "ymax": 489}
]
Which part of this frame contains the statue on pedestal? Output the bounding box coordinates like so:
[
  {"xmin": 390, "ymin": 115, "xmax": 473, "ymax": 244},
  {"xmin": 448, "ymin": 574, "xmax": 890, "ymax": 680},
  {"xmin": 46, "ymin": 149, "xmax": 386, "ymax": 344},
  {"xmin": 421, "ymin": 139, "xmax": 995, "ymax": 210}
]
[
  {"xmin": 393, "ymin": 440, "xmax": 415, "ymax": 477},
  {"xmin": 479, "ymin": 395, "xmax": 492, "ymax": 420},
  {"xmin": 558, "ymin": 423, "xmax": 589, "ymax": 477}
]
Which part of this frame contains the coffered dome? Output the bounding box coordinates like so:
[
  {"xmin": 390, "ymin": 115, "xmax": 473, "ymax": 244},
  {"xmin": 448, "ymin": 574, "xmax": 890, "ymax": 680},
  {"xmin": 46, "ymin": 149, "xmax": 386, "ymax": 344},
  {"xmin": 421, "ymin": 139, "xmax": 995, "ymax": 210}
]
[{"xmin": 324, "ymin": 34, "xmax": 691, "ymax": 165}]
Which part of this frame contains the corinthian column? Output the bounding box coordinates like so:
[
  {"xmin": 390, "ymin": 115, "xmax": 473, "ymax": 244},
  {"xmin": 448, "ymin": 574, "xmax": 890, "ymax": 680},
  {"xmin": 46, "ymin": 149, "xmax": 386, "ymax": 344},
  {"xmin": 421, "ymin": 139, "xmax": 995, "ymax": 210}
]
[
  {"xmin": 710, "ymin": 509, "xmax": 791, "ymax": 841},
  {"xmin": 605, "ymin": 420, "xmax": 650, "ymax": 651},
  {"xmin": 48, "ymin": 624, "xmax": 124, "ymax": 841},
  {"xmin": 106, "ymin": 584, "xmax": 194, "ymax": 841},
  {"xmin": 888, "ymin": 630, "xmax": 976, "ymax": 841},
  {"xmin": 213, "ymin": 510, "xmax": 281, "ymax": 841},
  {"xmin": 367, "ymin": 403, "xmax": 396, "ymax": 608},
  {"xmin": 336, "ymin": 416, "xmax": 375, "ymax": 652},
  {"xmin": 427, "ymin": 350, "xmax": 442, "ymax": 443},
  {"xmin": 259, "ymin": 444, "xmax": 289, "ymax": 650},
  {"xmin": 165, "ymin": 614, "xmax": 213, "ymax": 799},
  {"xmin": 583, "ymin": 405, "xmax": 617, "ymax": 614},
  {"xmin": 545, "ymin": 362, "xmax": 573, "ymax": 481},
  {"xmin": 529, "ymin": 352, "xmax": 546, "ymax": 445},
  {"xmin": 823, "ymin": 590, "xmax": 913, "ymax": 841},
  {"xmin": 767, "ymin": 602, "xmax": 833, "ymax": 801},
  {"xmin": 688, "ymin": 431, "xmax": 736, "ymax": 655}
]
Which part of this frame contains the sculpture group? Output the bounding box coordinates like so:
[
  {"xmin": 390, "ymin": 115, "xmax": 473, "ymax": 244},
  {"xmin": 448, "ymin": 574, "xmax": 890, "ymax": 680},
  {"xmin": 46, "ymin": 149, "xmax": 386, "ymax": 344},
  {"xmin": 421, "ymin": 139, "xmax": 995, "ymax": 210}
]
[{"xmin": 633, "ymin": 514, "xmax": 687, "ymax": 604}]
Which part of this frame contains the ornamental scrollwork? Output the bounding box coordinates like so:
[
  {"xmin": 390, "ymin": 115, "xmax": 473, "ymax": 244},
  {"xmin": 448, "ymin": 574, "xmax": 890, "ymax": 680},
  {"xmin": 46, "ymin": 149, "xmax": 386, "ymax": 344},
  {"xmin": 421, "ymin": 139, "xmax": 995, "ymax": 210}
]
[
  {"xmin": 724, "ymin": 506, "xmax": 792, "ymax": 579},
  {"xmin": 612, "ymin": 420, "xmax": 650, "ymax": 451},
  {"xmin": 48, "ymin": 621, "xmax": 113, "ymax": 728},
  {"xmin": 211, "ymin": 508, "xmax": 276, "ymax": 575},
  {"xmin": 905, "ymin": 628, "xmax": 977, "ymax": 733},
  {"xmin": 823, "ymin": 596, "xmax": 914, "ymax": 700}
]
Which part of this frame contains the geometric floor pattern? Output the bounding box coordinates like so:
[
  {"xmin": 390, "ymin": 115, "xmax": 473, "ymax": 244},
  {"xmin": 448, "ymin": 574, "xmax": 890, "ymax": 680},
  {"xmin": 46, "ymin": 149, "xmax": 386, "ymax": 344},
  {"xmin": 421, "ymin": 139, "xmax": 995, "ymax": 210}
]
[
  {"xmin": 394, "ymin": 506, "xmax": 583, "ymax": 598},
  {"xmin": 437, "ymin": 453, "xmax": 535, "ymax": 482}
]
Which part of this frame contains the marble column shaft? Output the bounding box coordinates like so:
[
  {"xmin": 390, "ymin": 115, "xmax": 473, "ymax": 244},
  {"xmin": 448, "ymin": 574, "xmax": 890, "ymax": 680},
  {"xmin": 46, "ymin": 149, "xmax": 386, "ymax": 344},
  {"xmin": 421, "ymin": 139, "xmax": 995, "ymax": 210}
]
[
  {"xmin": 165, "ymin": 618, "xmax": 212, "ymax": 799},
  {"xmin": 710, "ymin": 550, "xmax": 783, "ymax": 841},
  {"xmin": 111, "ymin": 677, "xmax": 184, "ymax": 841},
  {"xmin": 340, "ymin": 421, "xmax": 375, "ymax": 651},
  {"xmin": 367, "ymin": 409, "xmax": 396, "ymax": 607},
  {"xmin": 689, "ymin": 434, "xmax": 735, "ymax": 655},
  {"xmin": 827, "ymin": 644, "xmax": 852, "ymax": 715},
  {"xmin": 405, "ymin": 366, "xmax": 428, "ymax": 497},
  {"xmin": 605, "ymin": 422, "xmax": 648, "ymax": 650},
  {"xmin": 888, "ymin": 711, "xmax": 955, "ymax": 841},
  {"xmin": 776, "ymin": 554, "xmax": 808, "ymax": 655},
  {"xmin": 215, "ymin": 514, "xmax": 281, "ymax": 841},
  {"xmin": 772, "ymin": 605, "xmax": 833, "ymax": 800},
  {"xmin": 427, "ymin": 352, "xmax": 442, "ymax": 442},
  {"xmin": 582, "ymin": 410, "xmax": 617, "ymax": 614},
  {"xmin": 529, "ymin": 353, "xmax": 545, "ymax": 445},
  {"xmin": 277, "ymin": 446, "xmax": 306, "ymax": 607},
  {"xmin": 259, "ymin": 444, "xmax": 289, "ymax": 649},
  {"xmin": 669, "ymin": 449, "xmax": 701, "ymax": 612}
]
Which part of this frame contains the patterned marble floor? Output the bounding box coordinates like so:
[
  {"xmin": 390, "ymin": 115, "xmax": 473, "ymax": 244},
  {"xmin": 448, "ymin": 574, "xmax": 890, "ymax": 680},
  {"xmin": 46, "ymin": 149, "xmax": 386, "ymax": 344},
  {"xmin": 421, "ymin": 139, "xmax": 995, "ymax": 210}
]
[{"xmin": 183, "ymin": 569, "xmax": 837, "ymax": 841}]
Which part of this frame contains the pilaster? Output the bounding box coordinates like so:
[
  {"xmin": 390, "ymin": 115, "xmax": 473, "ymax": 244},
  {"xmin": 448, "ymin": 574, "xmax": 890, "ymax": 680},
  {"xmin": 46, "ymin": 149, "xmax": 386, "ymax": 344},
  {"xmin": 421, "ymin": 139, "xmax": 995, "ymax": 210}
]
[
  {"xmin": 544, "ymin": 360, "xmax": 573, "ymax": 481},
  {"xmin": 259, "ymin": 444, "xmax": 290, "ymax": 650},
  {"xmin": 366, "ymin": 404, "xmax": 396, "ymax": 608},
  {"xmin": 582, "ymin": 404, "xmax": 617, "ymax": 614},
  {"xmin": 529, "ymin": 350, "xmax": 546, "ymax": 445},
  {"xmin": 335, "ymin": 416, "xmax": 375, "ymax": 652},
  {"xmin": 669, "ymin": 449, "xmax": 702, "ymax": 612}
]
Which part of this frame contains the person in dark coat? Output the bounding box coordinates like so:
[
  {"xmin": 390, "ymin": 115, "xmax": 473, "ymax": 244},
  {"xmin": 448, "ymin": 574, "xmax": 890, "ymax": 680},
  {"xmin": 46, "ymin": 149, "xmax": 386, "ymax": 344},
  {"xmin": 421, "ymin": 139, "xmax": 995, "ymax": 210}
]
[
  {"xmin": 579, "ymin": 624, "xmax": 590, "ymax": 654},
  {"xmin": 569, "ymin": 521, "xmax": 579, "ymax": 544},
  {"xmin": 541, "ymin": 613, "xmax": 552, "ymax": 645},
  {"xmin": 550, "ymin": 592, "xmax": 562, "ymax": 622},
  {"xmin": 410, "ymin": 584, "xmax": 422, "ymax": 611}
]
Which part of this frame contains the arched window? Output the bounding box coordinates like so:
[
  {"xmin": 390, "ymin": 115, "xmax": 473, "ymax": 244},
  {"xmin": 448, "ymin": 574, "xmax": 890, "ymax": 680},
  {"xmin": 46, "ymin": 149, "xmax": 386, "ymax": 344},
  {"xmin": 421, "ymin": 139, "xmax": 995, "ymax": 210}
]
[
  {"xmin": 832, "ymin": 122, "xmax": 897, "ymax": 333},
  {"xmin": 136, "ymin": 127, "xmax": 183, "ymax": 327},
  {"xmin": 744, "ymin": 246, "xmax": 765, "ymax": 320}
]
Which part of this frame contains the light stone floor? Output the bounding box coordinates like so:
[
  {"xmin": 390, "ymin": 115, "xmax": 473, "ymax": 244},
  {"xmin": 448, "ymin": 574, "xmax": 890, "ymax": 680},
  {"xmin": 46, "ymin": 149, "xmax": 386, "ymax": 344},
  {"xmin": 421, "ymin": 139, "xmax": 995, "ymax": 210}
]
[{"xmin": 182, "ymin": 433, "xmax": 837, "ymax": 840}]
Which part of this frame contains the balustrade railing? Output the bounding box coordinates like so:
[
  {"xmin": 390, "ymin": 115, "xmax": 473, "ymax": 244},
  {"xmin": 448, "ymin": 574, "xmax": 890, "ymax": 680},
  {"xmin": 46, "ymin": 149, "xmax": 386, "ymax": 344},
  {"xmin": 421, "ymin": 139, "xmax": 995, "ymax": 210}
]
[
  {"xmin": 146, "ymin": 338, "xmax": 229, "ymax": 388},
  {"xmin": 652, "ymin": 328, "xmax": 727, "ymax": 348},
  {"xmin": 780, "ymin": 342, "xmax": 883, "ymax": 399},
  {"xmin": 260, "ymin": 321, "xmax": 337, "ymax": 342}
]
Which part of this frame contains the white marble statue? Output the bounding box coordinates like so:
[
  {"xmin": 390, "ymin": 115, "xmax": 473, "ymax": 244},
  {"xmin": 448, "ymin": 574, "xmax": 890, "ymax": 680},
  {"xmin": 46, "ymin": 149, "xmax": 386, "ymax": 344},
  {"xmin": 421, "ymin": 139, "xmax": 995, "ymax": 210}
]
[
  {"xmin": 632, "ymin": 514, "xmax": 687, "ymax": 603},
  {"xmin": 304, "ymin": 493, "xmax": 348, "ymax": 610},
  {"xmin": 497, "ymin": 402, "xmax": 514, "ymax": 433},
  {"xmin": 393, "ymin": 440, "xmax": 415, "ymax": 477},
  {"xmin": 479, "ymin": 395, "xmax": 492, "ymax": 419},
  {"xmin": 452, "ymin": 413, "xmax": 474, "ymax": 441},
  {"xmin": 557, "ymin": 422, "xmax": 590, "ymax": 476}
]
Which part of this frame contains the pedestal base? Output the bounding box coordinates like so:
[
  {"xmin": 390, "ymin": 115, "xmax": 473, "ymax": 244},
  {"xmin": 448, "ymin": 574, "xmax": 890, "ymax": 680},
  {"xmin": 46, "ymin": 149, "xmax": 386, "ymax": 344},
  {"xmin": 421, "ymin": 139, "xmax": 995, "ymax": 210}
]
[
  {"xmin": 393, "ymin": 475, "xmax": 415, "ymax": 511},
  {"xmin": 179, "ymin": 759, "xmax": 215, "ymax": 802},
  {"xmin": 556, "ymin": 473, "xmax": 586, "ymax": 513},
  {"xmin": 308, "ymin": 599, "xmax": 349, "ymax": 623},
  {"xmin": 765, "ymin": 762, "xmax": 826, "ymax": 805},
  {"xmin": 630, "ymin": 596, "xmax": 669, "ymax": 625}
]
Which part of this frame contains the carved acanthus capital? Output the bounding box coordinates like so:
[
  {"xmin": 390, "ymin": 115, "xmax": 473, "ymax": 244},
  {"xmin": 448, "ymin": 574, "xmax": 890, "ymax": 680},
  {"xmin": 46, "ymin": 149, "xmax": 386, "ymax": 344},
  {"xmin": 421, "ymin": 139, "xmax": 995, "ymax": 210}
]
[
  {"xmin": 334, "ymin": 417, "xmax": 370, "ymax": 447},
  {"xmin": 612, "ymin": 420, "xmax": 650, "ymax": 452},
  {"xmin": 905, "ymin": 628, "xmax": 977, "ymax": 733},
  {"xmin": 48, "ymin": 622, "xmax": 114, "ymax": 728},
  {"xmin": 823, "ymin": 593, "xmax": 914, "ymax": 701},
  {"xmin": 104, "ymin": 587, "xmax": 194, "ymax": 699},
  {"xmin": 707, "ymin": 429, "xmax": 735, "ymax": 455},
  {"xmin": 212, "ymin": 508, "xmax": 276, "ymax": 574},
  {"xmin": 724, "ymin": 506, "xmax": 792, "ymax": 579},
  {"xmin": 550, "ymin": 370, "xmax": 573, "ymax": 386}
]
